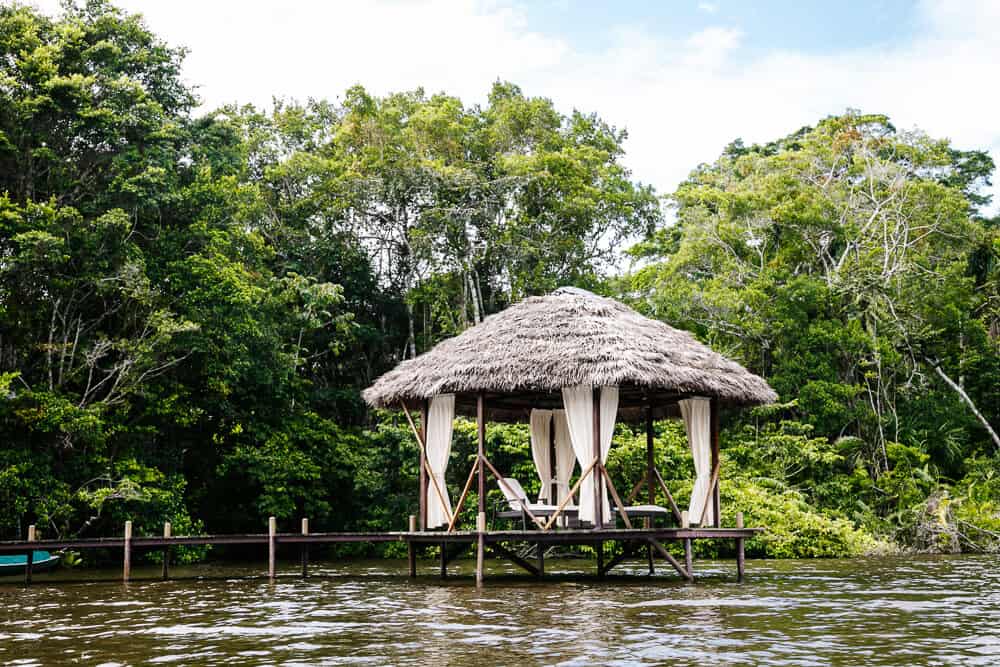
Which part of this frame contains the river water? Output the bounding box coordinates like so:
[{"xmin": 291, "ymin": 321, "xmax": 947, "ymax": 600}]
[{"xmin": 1, "ymin": 555, "xmax": 998, "ymax": 665}]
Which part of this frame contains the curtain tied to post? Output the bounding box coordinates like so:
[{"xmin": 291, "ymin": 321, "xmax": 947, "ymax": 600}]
[
  {"xmin": 561, "ymin": 385, "xmax": 618, "ymax": 525},
  {"xmin": 530, "ymin": 409, "xmax": 576, "ymax": 504},
  {"xmin": 529, "ymin": 409, "xmax": 553, "ymax": 502},
  {"xmin": 680, "ymin": 397, "xmax": 713, "ymax": 526},
  {"xmin": 552, "ymin": 410, "xmax": 576, "ymax": 505},
  {"xmin": 425, "ymin": 394, "xmax": 455, "ymax": 529}
]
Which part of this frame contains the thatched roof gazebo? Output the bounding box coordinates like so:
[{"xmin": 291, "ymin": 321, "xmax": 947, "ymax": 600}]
[{"xmin": 364, "ymin": 287, "xmax": 775, "ymax": 582}]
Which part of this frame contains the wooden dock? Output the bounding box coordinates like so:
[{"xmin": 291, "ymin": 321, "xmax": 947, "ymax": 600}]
[{"xmin": 0, "ymin": 519, "xmax": 759, "ymax": 586}]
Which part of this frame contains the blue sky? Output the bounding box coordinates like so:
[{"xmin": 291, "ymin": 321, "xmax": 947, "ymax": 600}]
[
  {"xmin": 524, "ymin": 0, "xmax": 919, "ymax": 55},
  {"xmin": 31, "ymin": 1, "xmax": 1000, "ymax": 212}
]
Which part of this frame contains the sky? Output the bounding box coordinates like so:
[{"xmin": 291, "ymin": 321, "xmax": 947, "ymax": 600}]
[{"xmin": 30, "ymin": 0, "xmax": 1000, "ymax": 211}]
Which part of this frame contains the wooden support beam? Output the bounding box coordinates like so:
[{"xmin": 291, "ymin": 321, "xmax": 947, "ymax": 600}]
[
  {"xmin": 592, "ymin": 387, "xmax": 603, "ymax": 530},
  {"xmin": 300, "ymin": 518, "xmax": 309, "ymax": 578},
  {"xmin": 407, "ymin": 515, "xmax": 417, "ymax": 577},
  {"xmin": 598, "ymin": 462, "xmax": 633, "ymax": 529},
  {"xmin": 402, "ymin": 402, "xmax": 453, "ymax": 527},
  {"xmin": 600, "ymin": 542, "xmax": 636, "ymax": 576},
  {"xmin": 682, "ymin": 510, "xmax": 693, "ymax": 578},
  {"xmin": 595, "ymin": 541, "xmax": 605, "ymax": 578},
  {"xmin": 420, "ymin": 401, "xmax": 428, "ymax": 531},
  {"xmin": 447, "ymin": 459, "xmax": 479, "ymax": 532},
  {"xmin": 647, "ymin": 537, "xmax": 692, "ymax": 581},
  {"xmin": 162, "ymin": 522, "xmax": 171, "ymax": 580},
  {"xmin": 477, "ymin": 394, "xmax": 485, "ymax": 517},
  {"xmin": 536, "ymin": 542, "xmax": 544, "ymax": 577},
  {"xmin": 489, "ymin": 542, "xmax": 539, "ymax": 576},
  {"xmin": 698, "ymin": 462, "xmax": 721, "ymax": 527},
  {"xmin": 442, "ymin": 542, "xmax": 467, "ymax": 567},
  {"xmin": 481, "ymin": 456, "xmax": 544, "ymax": 529},
  {"xmin": 123, "ymin": 520, "xmax": 132, "ymax": 583},
  {"xmin": 543, "ymin": 456, "xmax": 598, "ymax": 530},
  {"xmin": 646, "ymin": 403, "xmax": 655, "ymax": 573},
  {"xmin": 625, "ymin": 477, "xmax": 646, "ymax": 505},
  {"xmin": 653, "ymin": 467, "xmax": 683, "ymax": 525},
  {"xmin": 25, "ymin": 525, "xmax": 35, "ymax": 587},
  {"xmin": 267, "ymin": 516, "xmax": 276, "ymax": 580},
  {"xmin": 439, "ymin": 541, "xmax": 447, "ymax": 579},
  {"xmin": 646, "ymin": 403, "xmax": 655, "ymax": 507},
  {"xmin": 710, "ymin": 398, "xmax": 720, "ymax": 528},
  {"xmin": 475, "ymin": 512, "xmax": 485, "ymax": 586},
  {"xmin": 736, "ymin": 511, "xmax": 745, "ymax": 582}
]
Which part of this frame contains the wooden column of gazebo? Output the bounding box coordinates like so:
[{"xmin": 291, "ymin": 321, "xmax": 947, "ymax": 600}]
[{"xmin": 363, "ymin": 287, "xmax": 777, "ymax": 584}]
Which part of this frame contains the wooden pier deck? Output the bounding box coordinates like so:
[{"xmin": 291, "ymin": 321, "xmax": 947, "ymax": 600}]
[{"xmin": 0, "ymin": 522, "xmax": 760, "ymax": 585}]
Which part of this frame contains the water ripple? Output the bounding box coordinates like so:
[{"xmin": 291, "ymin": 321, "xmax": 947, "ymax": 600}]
[{"xmin": 1, "ymin": 555, "xmax": 998, "ymax": 665}]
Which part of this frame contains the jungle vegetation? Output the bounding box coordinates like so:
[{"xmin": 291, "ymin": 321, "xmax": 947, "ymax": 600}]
[{"xmin": 1, "ymin": 1, "xmax": 997, "ymax": 559}]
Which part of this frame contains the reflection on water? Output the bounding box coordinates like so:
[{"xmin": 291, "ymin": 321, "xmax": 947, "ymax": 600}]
[{"xmin": 1, "ymin": 555, "xmax": 998, "ymax": 665}]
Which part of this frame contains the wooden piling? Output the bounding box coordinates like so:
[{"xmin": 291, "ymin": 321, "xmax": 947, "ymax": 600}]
[
  {"xmin": 681, "ymin": 510, "xmax": 693, "ymax": 579},
  {"xmin": 439, "ymin": 541, "xmax": 447, "ymax": 579},
  {"xmin": 646, "ymin": 403, "xmax": 655, "ymax": 574},
  {"xmin": 162, "ymin": 522, "xmax": 171, "ymax": 580},
  {"xmin": 592, "ymin": 387, "xmax": 603, "ymax": 530},
  {"xmin": 301, "ymin": 518, "xmax": 309, "ymax": 578},
  {"xmin": 267, "ymin": 516, "xmax": 276, "ymax": 580},
  {"xmin": 407, "ymin": 515, "xmax": 417, "ymax": 577},
  {"xmin": 710, "ymin": 399, "xmax": 721, "ymax": 527},
  {"xmin": 736, "ymin": 511, "xmax": 745, "ymax": 582},
  {"xmin": 123, "ymin": 520, "xmax": 132, "ymax": 583},
  {"xmin": 536, "ymin": 542, "xmax": 544, "ymax": 577},
  {"xmin": 25, "ymin": 525, "xmax": 36, "ymax": 586},
  {"xmin": 475, "ymin": 511, "xmax": 485, "ymax": 587},
  {"xmin": 595, "ymin": 541, "xmax": 604, "ymax": 578}
]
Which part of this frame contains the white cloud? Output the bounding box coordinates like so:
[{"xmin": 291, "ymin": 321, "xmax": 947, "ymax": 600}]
[
  {"xmin": 26, "ymin": 0, "xmax": 1000, "ymax": 212},
  {"xmin": 697, "ymin": 2, "xmax": 719, "ymax": 14}
]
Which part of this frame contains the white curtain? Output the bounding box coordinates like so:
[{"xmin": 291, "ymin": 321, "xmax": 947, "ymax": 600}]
[
  {"xmin": 680, "ymin": 397, "xmax": 713, "ymax": 526},
  {"xmin": 562, "ymin": 385, "xmax": 619, "ymax": 525},
  {"xmin": 529, "ymin": 409, "xmax": 553, "ymax": 502},
  {"xmin": 425, "ymin": 394, "xmax": 455, "ymax": 529},
  {"xmin": 553, "ymin": 410, "xmax": 576, "ymax": 505}
]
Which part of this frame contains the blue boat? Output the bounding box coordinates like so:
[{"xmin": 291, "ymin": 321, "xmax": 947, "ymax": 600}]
[{"xmin": 0, "ymin": 551, "xmax": 60, "ymax": 576}]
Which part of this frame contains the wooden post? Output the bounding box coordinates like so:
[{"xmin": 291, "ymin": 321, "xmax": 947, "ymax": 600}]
[
  {"xmin": 25, "ymin": 525, "xmax": 36, "ymax": 586},
  {"xmin": 300, "ymin": 518, "xmax": 309, "ymax": 578},
  {"xmin": 123, "ymin": 520, "xmax": 132, "ymax": 583},
  {"xmin": 440, "ymin": 542, "xmax": 447, "ymax": 579},
  {"xmin": 162, "ymin": 522, "xmax": 171, "ymax": 580},
  {"xmin": 419, "ymin": 400, "xmax": 429, "ymax": 531},
  {"xmin": 645, "ymin": 403, "xmax": 655, "ymax": 574},
  {"xmin": 536, "ymin": 542, "xmax": 544, "ymax": 577},
  {"xmin": 681, "ymin": 510, "xmax": 693, "ymax": 579},
  {"xmin": 736, "ymin": 511, "xmax": 745, "ymax": 582},
  {"xmin": 710, "ymin": 398, "xmax": 720, "ymax": 528},
  {"xmin": 268, "ymin": 516, "xmax": 276, "ymax": 580},
  {"xmin": 549, "ymin": 412, "xmax": 558, "ymax": 503},
  {"xmin": 477, "ymin": 393, "xmax": 485, "ymax": 517},
  {"xmin": 407, "ymin": 515, "xmax": 417, "ymax": 577},
  {"xmin": 595, "ymin": 541, "xmax": 604, "ymax": 578},
  {"xmin": 592, "ymin": 387, "xmax": 603, "ymax": 530},
  {"xmin": 475, "ymin": 511, "xmax": 486, "ymax": 587}
]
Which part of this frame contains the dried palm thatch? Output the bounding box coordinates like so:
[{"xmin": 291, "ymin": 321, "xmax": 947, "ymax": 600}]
[{"xmin": 363, "ymin": 287, "xmax": 777, "ymax": 419}]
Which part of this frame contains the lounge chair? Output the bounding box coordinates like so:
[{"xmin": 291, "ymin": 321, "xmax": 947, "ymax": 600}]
[{"xmin": 494, "ymin": 478, "xmax": 578, "ymax": 528}]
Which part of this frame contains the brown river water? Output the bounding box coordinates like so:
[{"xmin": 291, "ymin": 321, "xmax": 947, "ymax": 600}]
[{"xmin": 1, "ymin": 555, "xmax": 998, "ymax": 665}]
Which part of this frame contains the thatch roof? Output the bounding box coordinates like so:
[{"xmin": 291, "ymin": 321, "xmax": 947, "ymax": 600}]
[{"xmin": 363, "ymin": 287, "xmax": 777, "ymax": 421}]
